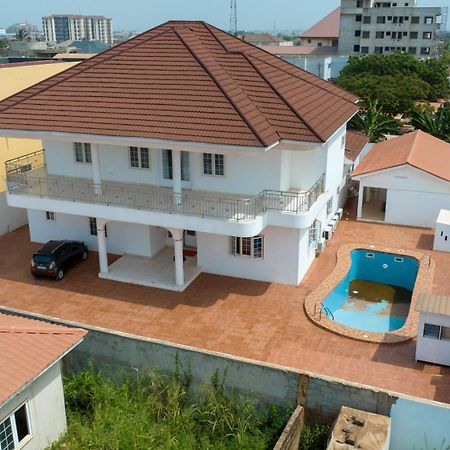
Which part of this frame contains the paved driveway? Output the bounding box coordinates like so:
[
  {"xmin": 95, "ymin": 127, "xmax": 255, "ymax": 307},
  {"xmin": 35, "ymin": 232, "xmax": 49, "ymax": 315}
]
[{"xmin": 0, "ymin": 206, "xmax": 449, "ymax": 403}]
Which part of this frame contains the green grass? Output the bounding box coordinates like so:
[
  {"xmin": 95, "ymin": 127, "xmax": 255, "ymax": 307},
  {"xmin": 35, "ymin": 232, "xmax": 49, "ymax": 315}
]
[
  {"xmin": 299, "ymin": 424, "xmax": 330, "ymax": 450},
  {"xmin": 49, "ymin": 365, "xmax": 290, "ymax": 450}
]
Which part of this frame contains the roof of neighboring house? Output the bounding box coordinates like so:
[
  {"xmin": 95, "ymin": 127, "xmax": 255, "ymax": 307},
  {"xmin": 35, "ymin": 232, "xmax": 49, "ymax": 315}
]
[
  {"xmin": 415, "ymin": 293, "xmax": 450, "ymax": 316},
  {"xmin": 300, "ymin": 7, "xmax": 341, "ymax": 39},
  {"xmin": 261, "ymin": 45, "xmax": 339, "ymax": 56},
  {"xmin": 0, "ymin": 21, "xmax": 358, "ymax": 148},
  {"xmin": 242, "ymin": 33, "xmax": 284, "ymax": 43},
  {"xmin": 352, "ymin": 130, "xmax": 450, "ymax": 181},
  {"xmin": 345, "ymin": 130, "xmax": 369, "ymax": 161},
  {"xmin": 0, "ymin": 312, "xmax": 86, "ymax": 406}
]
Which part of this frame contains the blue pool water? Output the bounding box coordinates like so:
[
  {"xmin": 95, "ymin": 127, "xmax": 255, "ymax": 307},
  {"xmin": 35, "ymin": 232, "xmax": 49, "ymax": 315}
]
[{"xmin": 322, "ymin": 250, "xmax": 419, "ymax": 333}]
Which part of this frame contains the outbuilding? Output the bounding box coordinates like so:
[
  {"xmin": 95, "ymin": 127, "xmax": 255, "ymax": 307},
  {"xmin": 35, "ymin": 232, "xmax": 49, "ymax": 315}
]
[{"xmin": 352, "ymin": 131, "xmax": 450, "ymax": 227}]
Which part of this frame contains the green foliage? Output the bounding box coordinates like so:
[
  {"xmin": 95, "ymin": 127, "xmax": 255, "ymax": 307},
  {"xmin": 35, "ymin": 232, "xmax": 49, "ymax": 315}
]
[
  {"xmin": 349, "ymin": 99, "xmax": 401, "ymax": 142},
  {"xmin": 15, "ymin": 29, "xmax": 29, "ymax": 41},
  {"xmin": 337, "ymin": 53, "xmax": 450, "ymax": 114},
  {"xmin": 50, "ymin": 366, "xmax": 289, "ymax": 449},
  {"xmin": 299, "ymin": 424, "xmax": 331, "ymax": 450},
  {"xmin": 409, "ymin": 104, "xmax": 450, "ymax": 142}
]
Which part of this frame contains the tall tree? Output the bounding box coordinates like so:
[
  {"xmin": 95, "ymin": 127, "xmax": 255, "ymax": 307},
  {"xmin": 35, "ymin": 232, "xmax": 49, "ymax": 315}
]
[
  {"xmin": 409, "ymin": 104, "xmax": 450, "ymax": 143},
  {"xmin": 15, "ymin": 29, "xmax": 29, "ymax": 41},
  {"xmin": 349, "ymin": 99, "xmax": 401, "ymax": 143}
]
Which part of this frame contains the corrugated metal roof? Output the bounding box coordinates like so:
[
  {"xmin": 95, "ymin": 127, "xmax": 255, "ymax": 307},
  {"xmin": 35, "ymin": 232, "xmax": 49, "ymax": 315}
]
[{"xmin": 415, "ymin": 293, "xmax": 450, "ymax": 316}]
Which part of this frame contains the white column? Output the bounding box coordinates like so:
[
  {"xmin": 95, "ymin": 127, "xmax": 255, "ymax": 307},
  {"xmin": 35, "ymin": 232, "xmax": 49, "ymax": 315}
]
[
  {"xmin": 97, "ymin": 218, "xmax": 109, "ymax": 274},
  {"xmin": 172, "ymin": 149, "xmax": 182, "ymax": 206},
  {"xmin": 169, "ymin": 228, "xmax": 184, "ymax": 287},
  {"xmin": 357, "ymin": 182, "xmax": 363, "ymax": 220},
  {"xmin": 91, "ymin": 143, "xmax": 102, "ymax": 195}
]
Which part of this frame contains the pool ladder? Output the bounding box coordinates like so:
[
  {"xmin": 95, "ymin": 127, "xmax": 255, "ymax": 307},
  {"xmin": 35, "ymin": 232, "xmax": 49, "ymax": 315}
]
[{"xmin": 314, "ymin": 302, "xmax": 335, "ymax": 321}]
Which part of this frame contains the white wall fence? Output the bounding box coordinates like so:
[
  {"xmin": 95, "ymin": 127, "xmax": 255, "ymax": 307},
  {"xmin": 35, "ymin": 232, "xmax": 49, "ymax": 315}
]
[{"xmin": 0, "ymin": 191, "xmax": 27, "ymax": 236}]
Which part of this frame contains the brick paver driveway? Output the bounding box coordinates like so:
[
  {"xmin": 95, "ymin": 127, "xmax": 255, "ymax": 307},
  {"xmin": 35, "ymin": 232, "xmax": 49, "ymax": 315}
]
[{"xmin": 1, "ymin": 203, "xmax": 449, "ymax": 403}]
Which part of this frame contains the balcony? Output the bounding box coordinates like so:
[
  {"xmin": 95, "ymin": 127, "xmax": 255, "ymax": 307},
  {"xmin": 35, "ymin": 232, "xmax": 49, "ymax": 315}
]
[{"xmin": 6, "ymin": 150, "xmax": 325, "ymax": 223}]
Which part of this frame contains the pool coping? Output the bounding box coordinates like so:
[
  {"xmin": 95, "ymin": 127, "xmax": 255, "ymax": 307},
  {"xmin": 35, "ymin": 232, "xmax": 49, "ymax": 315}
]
[{"xmin": 304, "ymin": 243, "xmax": 435, "ymax": 344}]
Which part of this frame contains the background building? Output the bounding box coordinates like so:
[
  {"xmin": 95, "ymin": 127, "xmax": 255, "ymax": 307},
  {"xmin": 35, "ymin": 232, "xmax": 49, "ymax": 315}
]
[
  {"xmin": 298, "ymin": 7, "xmax": 341, "ymax": 47},
  {"xmin": 42, "ymin": 15, "xmax": 113, "ymax": 45},
  {"xmin": 339, "ymin": 0, "xmax": 447, "ymax": 58}
]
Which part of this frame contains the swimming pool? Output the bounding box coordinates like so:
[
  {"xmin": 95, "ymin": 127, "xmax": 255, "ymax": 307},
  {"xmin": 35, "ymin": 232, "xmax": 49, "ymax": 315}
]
[{"xmin": 322, "ymin": 249, "xmax": 419, "ymax": 333}]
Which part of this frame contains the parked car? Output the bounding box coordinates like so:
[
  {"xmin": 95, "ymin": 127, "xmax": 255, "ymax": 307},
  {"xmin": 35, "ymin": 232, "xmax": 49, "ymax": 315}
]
[{"xmin": 31, "ymin": 240, "xmax": 88, "ymax": 280}]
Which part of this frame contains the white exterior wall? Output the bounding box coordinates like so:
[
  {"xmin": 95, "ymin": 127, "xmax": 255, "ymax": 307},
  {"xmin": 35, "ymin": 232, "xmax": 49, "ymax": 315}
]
[
  {"xmin": 0, "ymin": 191, "xmax": 27, "ymax": 236},
  {"xmin": 0, "ymin": 363, "xmax": 67, "ymax": 450},
  {"xmin": 416, "ymin": 312, "xmax": 450, "ymax": 366},
  {"xmin": 356, "ymin": 166, "xmax": 450, "ymax": 227},
  {"xmin": 433, "ymin": 210, "xmax": 450, "ymax": 252}
]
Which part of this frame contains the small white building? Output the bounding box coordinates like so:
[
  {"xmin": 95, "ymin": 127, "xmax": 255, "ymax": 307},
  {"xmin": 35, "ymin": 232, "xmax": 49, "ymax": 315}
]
[
  {"xmin": 433, "ymin": 209, "xmax": 450, "ymax": 252},
  {"xmin": 415, "ymin": 294, "xmax": 450, "ymax": 367},
  {"xmin": 0, "ymin": 312, "xmax": 86, "ymax": 450},
  {"xmin": 352, "ymin": 131, "xmax": 450, "ymax": 227}
]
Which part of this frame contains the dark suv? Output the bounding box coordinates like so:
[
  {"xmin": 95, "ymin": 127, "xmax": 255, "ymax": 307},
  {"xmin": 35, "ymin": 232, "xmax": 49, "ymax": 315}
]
[{"xmin": 31, "ymin": 240, "xmax": 88, "ymax": 280}]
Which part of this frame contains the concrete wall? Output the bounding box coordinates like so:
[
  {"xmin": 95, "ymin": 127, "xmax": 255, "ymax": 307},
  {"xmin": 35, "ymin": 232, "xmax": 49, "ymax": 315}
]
[
  {"xmin": 0, "ymin": 362, "xmax": 67, "ymax": 450},
  {"xmin": 273, "ymin": 405, "xmax": 304, "ymax": 450},
  {"xmin": 0, "ymin": 191, "xmax": 27, "ymax": 236}
]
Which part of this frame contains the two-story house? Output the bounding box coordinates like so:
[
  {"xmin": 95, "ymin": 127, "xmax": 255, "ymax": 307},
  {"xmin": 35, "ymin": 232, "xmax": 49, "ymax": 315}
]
[{"xmin": 0, "ymin": 21, "xmax": 358, "ymax": 291}]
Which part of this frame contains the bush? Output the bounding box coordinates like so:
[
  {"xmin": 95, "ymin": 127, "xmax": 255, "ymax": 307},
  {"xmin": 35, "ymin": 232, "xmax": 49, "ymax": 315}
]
[{"xmin": 299, "ymin": 424, "xmax": 331, "ymax": 450}]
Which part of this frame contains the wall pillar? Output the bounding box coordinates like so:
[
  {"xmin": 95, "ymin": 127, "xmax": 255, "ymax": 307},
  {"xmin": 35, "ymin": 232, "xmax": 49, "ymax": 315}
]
[
  {"xmin": 357, "ymin": 181, "xmax": 364, "ymax": 220},
  {"xmin": 91, "ymin": 143, "xmax": 102, "ymax": 195},
  {"xmin": 172, "ymin": 149, "xmax": 182, "ymax": 206},
  {"xmin": 169, "ymin": 228, "xmax": 184, "ymax": 287},
  {"xmin": 97, "ymin": 218, "xmax": 108, "ymax": 274}
]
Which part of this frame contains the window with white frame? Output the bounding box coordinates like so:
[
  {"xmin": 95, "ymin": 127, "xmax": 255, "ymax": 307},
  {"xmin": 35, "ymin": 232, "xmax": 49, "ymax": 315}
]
[
  {"xmin": 73, "ymin": 143, "xmax": 92, "ymax": 164},
  {"xmin": 129, "ymin": 147, "xmax": 150, "ymax": 169},
  {"xmin": 327, "ymin": 197, "xmax": 333, "ymax": 215},
  {"xmin": 202, "ymin": 153, "xmax": 224, "ymax": 176},
  {"xmin": 0, "ymin": 403, "xmax": 31, "ymax": 450},
  {"xmin": 230, "ymin": 236, "xmax": 264, "ymax": 259},
  {"xmin": 45, "ymin": 211, "xmax": 55, "ymax": 221},
  {"xmin": 309, "ymin": 220, "xmax": 321, "ymax": 247},
  {"xmin": 89, "ymin": 217, "xmax": 107, "ymax": 237},
  {"xmin": 162, "ymin": 150, "xmax": 190, "ymax": 181},
  {"xmin": 423, "ymin": 323, "xmax": 450, "ymax": 341}
]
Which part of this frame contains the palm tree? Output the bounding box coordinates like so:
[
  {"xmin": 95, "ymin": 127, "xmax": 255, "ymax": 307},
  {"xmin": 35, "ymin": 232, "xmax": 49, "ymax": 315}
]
[
  {"xmin": 409, "ymin": 104, "xmax": 450, "ymax": 143},
  {"xmin": 349, "ymin": 99, "xmax": 401, "ymax": 143},
  {"xmin": 15, "ymin": 29, "xmax": 29, "ymax": 41}
]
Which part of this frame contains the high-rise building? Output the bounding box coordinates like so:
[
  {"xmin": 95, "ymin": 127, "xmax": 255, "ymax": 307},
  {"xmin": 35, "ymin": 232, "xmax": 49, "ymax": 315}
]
[
  {"xmin": 42, "ymin": 15, "xmax": 113, "ymax": 45},
  {"xmin": 338, "ymin": 0, "xmax": 447, "ymax": 58}
]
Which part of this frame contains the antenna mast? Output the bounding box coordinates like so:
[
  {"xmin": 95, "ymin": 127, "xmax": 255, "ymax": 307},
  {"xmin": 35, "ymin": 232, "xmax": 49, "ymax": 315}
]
[{"xmin": 230, "ymin": 0, "xmax": 237, "ymax": 36}]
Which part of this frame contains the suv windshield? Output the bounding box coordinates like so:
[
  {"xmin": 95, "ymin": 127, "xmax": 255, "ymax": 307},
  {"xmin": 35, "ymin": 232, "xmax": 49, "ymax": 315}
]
[{"xmin": 33, "ymin": 254, "xmax": 53, "ymax": 264}]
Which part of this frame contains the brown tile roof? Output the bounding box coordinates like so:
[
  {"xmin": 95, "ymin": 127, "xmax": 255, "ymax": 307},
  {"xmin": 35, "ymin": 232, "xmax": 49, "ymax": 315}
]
[
  {"xmin": 345, "ymin": 130, "xmax": 369, "ymax": 161},
  {"xmin": 0, "ymin": 312, "xmax": 86, "ymax": 406},
  {"xmin": 261, "ymin": 45, "xmax": 339, "ymax": 56},
  {"xmin": 242, "ymin": 33, "xmax": 284, "ymax": 43},
  {"xmin": 300, "ymin": 7, "xmax": 341, "ymax": 39},
  {"xmin": 352, "ymin": 130, "xmax": 450, "ymax": 181},
  {"xmin": 0, "ymin": 21, "xmax": 358, "ymax": 147}
]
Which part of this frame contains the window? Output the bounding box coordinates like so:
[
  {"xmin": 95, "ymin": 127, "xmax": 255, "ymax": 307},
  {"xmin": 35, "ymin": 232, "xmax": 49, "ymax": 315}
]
[
  {"xmin": 362, "ymin": 31, "xmax": 370, "ymax": 38},
  {"xmin": 424, "ymin": 16, "xmax": 433, "ymax": 24},
  {"xmin": 203, "ymin": 153, "xmax": 224, "ymax": 176},
  {"xmin": 0, "ymin": 403, "xmax": 31, "ymax": 450},
  {"xmin": 317, "ymin": 42, "xmax": 323, "ymax": 47},
  {"xmin": 353, "ymin": 44, "xmax": 360, "ymax": 52},
  {"xmin": 45, "ymin": 211, "xmax": 55, "ymax": 221},
  {"xmin": 74, "ymin": 143, "xmax": 92, "ymax": 164},
  {"xmin": 387, "ymin": 16, "xmax": 393, "ymax": 21},
  {"xmin": 408, "ymin": 47, "xmax": 417, "ymax": 54},
  {"xmin": 441, "ymin": 327, "xmax": 450, "ymax": 341},
  {"xmin": 162, "ymin": 150, "xmax": 190, "ymax": 181},
  {"xmin": 307, "ymin": 39, "xmax": 311, "ymax": 43},
  {"xmin": 230, "ymin": 236, "xmax": 264, "ymax": 259},
  {"xmin": 375, "ymin": 46, "xmax": 383, "ymax": 54},
  {"xmin": 355, "ymin": 29, "xmax": 361, "ymax": 37},
  {"xmin": 420, "ymin": 47, "xmax": 431, "ymax": 55},
  {"xmin": 356, "ymin": 0, "xmax": 363, "ymax": 7},
  {"xmin": 129, "ymin": 147, "xmax": 150, "ymax": 169},
  {"xmin": 89, "ymin": 217, "xmax": 107, "ymax": 237},
  {"xmin": 309, "ymin": 220, "xmax": 320, "ymax": 247},
  {"xmin": 386, "ymin": 31, "xmax": 391, "ymax": 36},
  {"xmin": 423, "ymin": 323, "xmax": 441, "ymax": 339},
  {"xmin": 327, "ymin": 197, "xmax": 333, "ymax": 215},
  {"xmin": 423, "ymin": 32, "xmax": 432, "ymax": 39},
  {"xmin": 377, "ymin": 16, "xmax": 386, "ymax": 24},
  {"xmin": 361, "ymin": 46, "xmax": 369, "ymax": 54},
  {"xmin": 411, "ymin": 16, "xmax": 420, "ymax": 23},
  {"xmin": 363, "ymin": 16, "xmax": 371, "ymax": 24},
  {"xmin": 356, "ymin": 15, "xmax": 362, "ymax": 22},
  {"xmin": 376, "ymin": 31, "xmax": 385, "ymax": 38},
  {"xmin": 410, "ymin": 31, "xmax": 418, "ymax": 39}
]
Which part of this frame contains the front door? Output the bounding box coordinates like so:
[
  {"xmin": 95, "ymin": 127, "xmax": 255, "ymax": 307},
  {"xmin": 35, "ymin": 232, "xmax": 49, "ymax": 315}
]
[{"xmin": 160, "ymin": 150, "xmax": 191, "ymax": 188}]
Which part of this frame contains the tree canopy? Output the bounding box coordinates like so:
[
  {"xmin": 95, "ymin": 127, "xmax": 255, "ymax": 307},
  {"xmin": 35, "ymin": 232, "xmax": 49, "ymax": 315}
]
[
  {"xmin": 410, "ymin": 104, "xmax": 450, "ymax": 143},
  {"xmin": 336, "ymin": 53, "xmax": 449, "ymax": 114}
]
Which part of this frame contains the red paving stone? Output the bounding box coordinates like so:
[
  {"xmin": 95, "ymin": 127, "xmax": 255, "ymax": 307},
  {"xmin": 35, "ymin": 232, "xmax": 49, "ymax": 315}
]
[{"xmin": 0, "ymin": 203, "xmax": 449, "ymax": 404}]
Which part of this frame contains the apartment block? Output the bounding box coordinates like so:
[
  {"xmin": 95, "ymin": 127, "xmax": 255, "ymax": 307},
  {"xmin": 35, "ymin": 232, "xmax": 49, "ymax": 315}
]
[
  {"xmin": 42, "ymin": 15, "xmax": 113, "ymax": 45},
  {"xmin": 339, "ymin": 0, "xmax": 446, "ymax": 58}
]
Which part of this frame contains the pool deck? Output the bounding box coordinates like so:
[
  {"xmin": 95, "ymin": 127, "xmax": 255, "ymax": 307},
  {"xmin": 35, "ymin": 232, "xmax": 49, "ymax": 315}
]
[{"xmin": 0, "ymin": 200, "xmax": 449, "ymax": 404}]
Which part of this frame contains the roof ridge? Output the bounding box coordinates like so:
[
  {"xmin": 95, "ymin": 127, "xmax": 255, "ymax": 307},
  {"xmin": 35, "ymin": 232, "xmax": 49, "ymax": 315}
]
[
  {"xmin": 244, "ymin": 54, "xmax": 325, "ymax": 142},
  {"xmin": 406, "ymin": 130, "xmax": 423, "ymax": 164},
  {"xmin": 0, "ymin": 326, "xmax": 86, "ymax": 335},
  {"xmin": 173, "ymin": 26, "xmax": 280, "ymax": 147}
]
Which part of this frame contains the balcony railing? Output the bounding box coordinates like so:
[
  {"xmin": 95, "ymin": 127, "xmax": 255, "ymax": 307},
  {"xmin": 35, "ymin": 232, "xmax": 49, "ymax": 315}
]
[{"xmin": 6, "ymin": 150, "xmax": 325, "ymax": 222}]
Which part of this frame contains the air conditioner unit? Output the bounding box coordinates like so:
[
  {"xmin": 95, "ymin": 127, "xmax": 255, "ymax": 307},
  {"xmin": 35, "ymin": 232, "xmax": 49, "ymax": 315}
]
[
  {"xmin": 316, "ymin": 239, "xmax": 326, "ymax": 255},
  {"xmin": 333, "ymin": 213, "xmax": 340, "ymax": 223},
  {"xmin": 336, "ymin": 208, "xmax": 344, "ymax": 219},
  {"xmin": 329, "ymin": 219, "xmax": 337, "ymax": 231},
  {"xmin": 323, "ymin": 226, "xmax": 333, "ymax": 240}
]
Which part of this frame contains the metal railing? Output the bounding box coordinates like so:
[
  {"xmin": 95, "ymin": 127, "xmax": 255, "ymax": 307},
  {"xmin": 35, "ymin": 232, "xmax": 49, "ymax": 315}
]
[{"xmin": 6, "ymin": 150, "xmax": 325, "ymax": 222}]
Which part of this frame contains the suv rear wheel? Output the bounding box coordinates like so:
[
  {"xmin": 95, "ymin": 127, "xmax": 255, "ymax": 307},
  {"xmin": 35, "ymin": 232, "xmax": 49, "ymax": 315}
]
[
  {"xmin": 56, "ymin": 269, "xmax": 64, "ymax": 280},
  {"xmin": 81, "ymin": 251, "xmax": 88, "ymax": 261}
]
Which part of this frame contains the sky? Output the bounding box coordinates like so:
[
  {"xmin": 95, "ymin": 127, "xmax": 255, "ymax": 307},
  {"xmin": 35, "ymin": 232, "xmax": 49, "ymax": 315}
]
[{"xmin": 2, "ymin": 0, "xmax": 448, "ymax": 32}]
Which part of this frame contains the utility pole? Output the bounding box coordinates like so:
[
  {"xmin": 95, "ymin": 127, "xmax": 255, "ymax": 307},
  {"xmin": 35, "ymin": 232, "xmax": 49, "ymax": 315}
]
[{"xmin": 230, "ymin": 0, "xmax": 237, "ymax": 36}]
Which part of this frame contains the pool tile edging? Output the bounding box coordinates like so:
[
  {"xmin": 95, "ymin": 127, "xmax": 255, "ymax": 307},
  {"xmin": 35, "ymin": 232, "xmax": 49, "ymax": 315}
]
[{"xmin": 304, "ymin": 244, "xmax": 435, "ymax": 344}]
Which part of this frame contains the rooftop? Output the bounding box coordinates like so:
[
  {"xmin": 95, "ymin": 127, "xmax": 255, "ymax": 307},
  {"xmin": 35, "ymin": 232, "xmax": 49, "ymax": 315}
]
[
  {"xmin": 345, "ymin": 130, "xmax": 370, "ymax": 161},
  {"xmin": 260, "ymin": 45, "xmax": 339, "ymax": 56},
  {"xmin": 0, "ymin": 21, "xmax": 358, "ymax": 147},
  {"xmin": 300, "ymin": 7, "xmax": 341, "ymax": 39},
  {"xmin": 352, "ymin": 130, "xmax": 450, "ymax": 181},
  {"xmin": 0, "ymin": 312, "xmax": 86, "ymax": 406},
  {"xmin": 416, "ymin": 294, "xmax": 450, "ymax": 316}
]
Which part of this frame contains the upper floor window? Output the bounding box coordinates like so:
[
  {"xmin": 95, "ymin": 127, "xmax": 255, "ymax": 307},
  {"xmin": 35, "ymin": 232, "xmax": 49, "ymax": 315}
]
[
  {"xmin": 0, "ymin": 403, "xmax": 32, "ymax": 450},
  {"xmin": 423, "ymin": 32, "xmax": 432, "ymax": 39},
  {"xmin": 327, "ymin": 197, "xmax": 333, "ymax": 215},
  {"xmin": 420, "ymin": 47, "xmax": 431, "ymax": 55},
  {"xmin": 376, "ymin": 31, "xmax": 385, "ymax": 39},
  {"xmin": 362, "ymin": 31, "xmax": 370, "ymax": 39},
  {"xmin": 377, "ymin": 16, "xmax": 386, "ymax": 24},
  {"xmin": 411, "ymin": 16, "xmax": 420, "ymax": 23},
  {"xmin": 363, "ymin": 16, "xmax": 371, "ymax": 24},
  {"xmin": 203, "ymin": 153, "xmax": 224, "ymax": 176},
  {"xmin": 355, "ymin": 29, "xmax": 361, "ymax": 37},
  {"xmin": 74, "ymin": 142, "xmax": 92, "ymax": 164},
  {"xmin": 356, "ymin": 0, "xmax": 363, "ymax": 7},
  {"xmin": 356, "ymin": 15, "xmax": 362, "ymax": 22},
  {"xmin": 424, "ymin": 16, "xmax": 433, "ymax": 24},
  {"xmin": 230, "ymin": 236, "xmax": 264, "ymax": 259},
  {"xmin": 129, "ymin": 147, "xmax": 150, "ymax": 169},
  {"xmin": 46, "ymin": 211, "xmax": 55, "ymax": 221},
  {"xmin": 162, "ymin": 150, "xmax": 190, "ymax": 181}
]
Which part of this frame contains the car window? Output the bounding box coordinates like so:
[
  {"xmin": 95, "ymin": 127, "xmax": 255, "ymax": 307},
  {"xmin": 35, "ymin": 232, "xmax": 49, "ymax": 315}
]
[{"xmin": 33, "ymin": 254, "xmax": 52, "ymax": 264}]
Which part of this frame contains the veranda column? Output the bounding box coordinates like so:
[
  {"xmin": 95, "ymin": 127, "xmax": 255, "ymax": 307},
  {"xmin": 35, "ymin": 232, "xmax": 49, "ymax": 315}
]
[
  {"xmin": 172, "ymin": 149, "xmax": 182, "ymax": 207},
  {"xmin": 97, "ymin": 218, "xmax": 109, "ymax": 274},
  {"xmin": 91, "ymin": 143, "xmax": 102, "ymax": 195},
  {"xmin": 357, "ymin": 182, "xmax": 364, "ymax": 220},
  {"xmin": 169, "ymin": 228, "xmax": 184, "ymax": 287}
]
